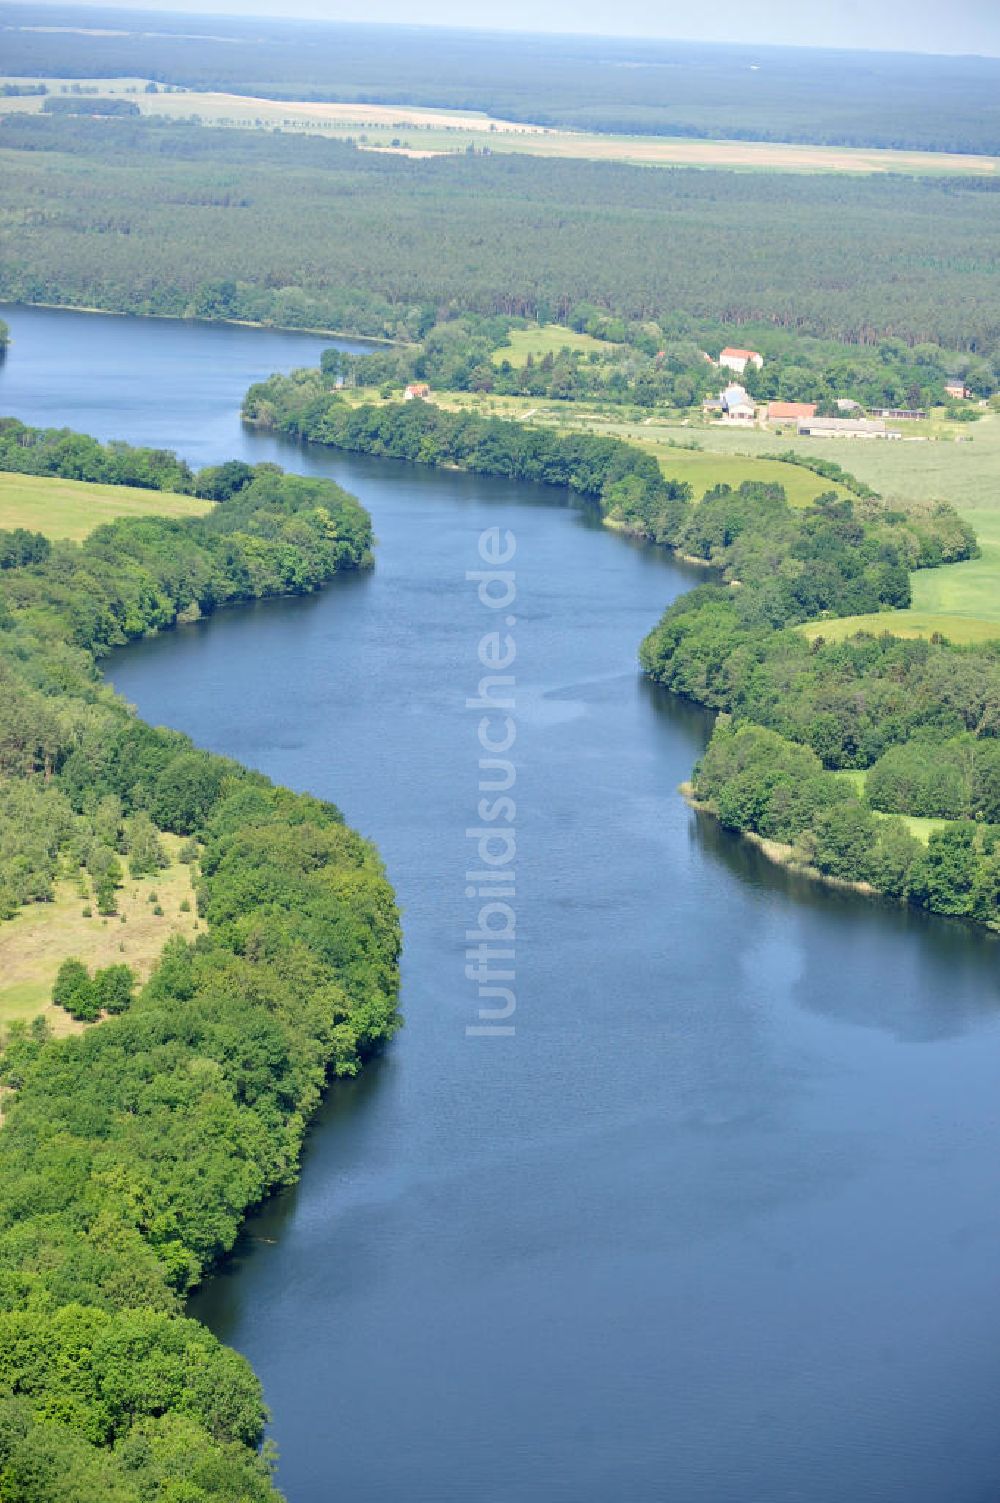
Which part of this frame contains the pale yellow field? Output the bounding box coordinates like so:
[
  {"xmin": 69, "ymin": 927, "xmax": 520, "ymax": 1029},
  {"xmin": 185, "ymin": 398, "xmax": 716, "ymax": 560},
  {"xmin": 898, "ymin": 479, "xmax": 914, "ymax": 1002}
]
[
  {"xmin": 0, "ymin": 834, "xmax": 199, "ymax": 1031},
  {"xmin": 3, "ymin": 79, "xmax": 999, "ymax": 177},
  {"xmin": 0, "ymin": 470, "xmax": 210, "ymax": 541}
]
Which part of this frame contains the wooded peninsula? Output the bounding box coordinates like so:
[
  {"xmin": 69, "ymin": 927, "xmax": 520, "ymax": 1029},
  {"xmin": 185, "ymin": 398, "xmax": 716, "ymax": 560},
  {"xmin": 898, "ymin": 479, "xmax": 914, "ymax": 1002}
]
[{"xmin": 0, "ymin": 423, "xmax": 400, "ymax": 1496}]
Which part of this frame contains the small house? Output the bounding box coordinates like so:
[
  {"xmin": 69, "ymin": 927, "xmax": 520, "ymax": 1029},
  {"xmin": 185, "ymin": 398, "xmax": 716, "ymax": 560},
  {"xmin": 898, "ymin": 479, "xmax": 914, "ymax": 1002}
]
[
  {"xmin": 945, "ymin": 380, "xmax": 970, "ymax": 400},
  {"xmin": 719, "ymin": 347, "xmax": 764, "ymax": 375},
  {"xmin": 404, "ymin": 382, "xmax": 431, "ymax": 401}
]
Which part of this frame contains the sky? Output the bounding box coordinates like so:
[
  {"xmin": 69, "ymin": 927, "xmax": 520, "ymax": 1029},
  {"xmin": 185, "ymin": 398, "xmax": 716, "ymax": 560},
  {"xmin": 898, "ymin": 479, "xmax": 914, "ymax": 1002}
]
[{"xmin": 22, "ymin": 0, "xmax": 1000, "ymax": 55}]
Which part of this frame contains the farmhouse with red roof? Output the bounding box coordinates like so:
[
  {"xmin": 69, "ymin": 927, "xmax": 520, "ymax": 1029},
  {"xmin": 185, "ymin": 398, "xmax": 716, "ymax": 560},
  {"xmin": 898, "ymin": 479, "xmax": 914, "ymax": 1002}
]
[{"xmin": 719, "ymin": 346, "xmax": 764, "ymax": 375}]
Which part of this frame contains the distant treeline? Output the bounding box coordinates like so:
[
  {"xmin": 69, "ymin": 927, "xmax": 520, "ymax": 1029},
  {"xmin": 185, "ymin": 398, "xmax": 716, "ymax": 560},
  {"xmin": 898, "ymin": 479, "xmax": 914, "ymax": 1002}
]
[
  {"xmin": 42, "ymin": 95, "xmax": 140, "ymax": 116},
  {"xmin": 4, "ymin": 115, "xmax": 1000, "ymax": 354},
  {"xmin": 248, "ymin": 364, "xmax": 1000, "ymax": 925},
  {"xmin": 4, "ymin": 4, "xmax": 1000, "ymax": 154},
  {"xmin": 0, "ymin": 427, "xmax": 399, "ymax": 1497}
]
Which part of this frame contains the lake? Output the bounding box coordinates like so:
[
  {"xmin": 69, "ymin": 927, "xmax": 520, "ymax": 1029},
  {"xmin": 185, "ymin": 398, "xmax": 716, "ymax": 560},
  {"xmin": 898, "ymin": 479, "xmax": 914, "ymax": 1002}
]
[{"xmin": 4, "ymin": 303, "xmax": 1000, "ymax": 1503}]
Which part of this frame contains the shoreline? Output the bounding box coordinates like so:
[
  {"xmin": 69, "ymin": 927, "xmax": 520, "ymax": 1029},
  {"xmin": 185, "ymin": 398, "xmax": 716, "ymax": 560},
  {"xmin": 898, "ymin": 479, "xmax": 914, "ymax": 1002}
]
[
  {"xmin": 0, "ymin": 299, "xmax": 404, "ymax": 346},
  {"xmin": 679, "ymin": 781, "xmax": 885, "ymax": 900}
]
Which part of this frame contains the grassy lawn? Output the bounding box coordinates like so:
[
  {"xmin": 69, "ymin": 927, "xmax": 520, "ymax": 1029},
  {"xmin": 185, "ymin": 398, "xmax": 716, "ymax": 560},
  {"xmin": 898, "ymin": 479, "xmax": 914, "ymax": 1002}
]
[
  {"xmin": 835, "ymin": 770, "xmax": 949, "ymax": 843},
  {"xmin": 785, "ymin": 410, "xmax": 1000, "ymax": 640},
  {"xmin": 0, "ymin": 835, "xmax": 199, "ymax": 1032},
  {"xmin": 0, "ymin": 470, "xmax": 211, "ymax": 541},
  {"xmin": 491, "ymin": 324, "xmax": 615, "ymax": 367},
  {"xmin": 803, "ymin": 611, "xmax": 1000, "ymax": 646},
  {"xmin": 604, "ymin": 405, "xmax": 1000, "ymax": 643}
]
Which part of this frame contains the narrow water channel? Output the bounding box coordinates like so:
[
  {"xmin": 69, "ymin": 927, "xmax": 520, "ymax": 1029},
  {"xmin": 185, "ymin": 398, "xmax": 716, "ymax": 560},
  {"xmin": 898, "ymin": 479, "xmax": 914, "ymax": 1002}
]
[{"xmin": 4, "ymin": 305, "xmax": 1000, "ymax": 1503}]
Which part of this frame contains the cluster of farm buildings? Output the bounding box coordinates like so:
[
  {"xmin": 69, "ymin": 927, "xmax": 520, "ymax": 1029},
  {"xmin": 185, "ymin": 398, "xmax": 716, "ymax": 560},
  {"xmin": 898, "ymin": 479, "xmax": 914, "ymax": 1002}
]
[{"xmin": 704, "ymin": 348, "xmax": 971, "ymax": 440}]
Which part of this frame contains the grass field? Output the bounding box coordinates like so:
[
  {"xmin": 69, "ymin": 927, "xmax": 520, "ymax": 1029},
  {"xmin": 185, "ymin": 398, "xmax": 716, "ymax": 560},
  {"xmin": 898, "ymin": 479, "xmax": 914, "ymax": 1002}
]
[
  {"xmin": 563, "ymin": 403, "xmax": 1000, "ymax": 640},
  {"xmin": 802, "ymin": 611, "xmax": 1000, "ymax": 646},
  {"xmin": 0, "ymin": 470, "xmax": 210, "ymax": 540},
  {"xmin": 3, "ymin": 80, "xmax": 1000, "ymax": 177},
  {"xmin": 781, "ymin": 411, "xmax": 1000, "ymax": 641},
  {"xmin": 0, "ymin": 834, "xmax": 199, "ymax": 1033},
  {"xmin": 835, "ymin": 769, "xmax": 949, "ymax": 843},
  {"xmin": 491, "ymin": 324, "xmax": 613, "ymax": 367}
]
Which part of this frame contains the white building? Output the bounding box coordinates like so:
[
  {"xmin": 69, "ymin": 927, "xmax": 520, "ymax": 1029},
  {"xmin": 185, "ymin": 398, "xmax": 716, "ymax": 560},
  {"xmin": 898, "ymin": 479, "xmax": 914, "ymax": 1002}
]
[
  {"xmin": 719, "ymin": 346, "xmax": 764, "ymax": 376},
  {"xmin": 720, "ymin": 383, "xmax": 756, "ymax": 424},
  {"xmin": 797, "ymin": 416, "xmax": 900, "ymax": 441}
]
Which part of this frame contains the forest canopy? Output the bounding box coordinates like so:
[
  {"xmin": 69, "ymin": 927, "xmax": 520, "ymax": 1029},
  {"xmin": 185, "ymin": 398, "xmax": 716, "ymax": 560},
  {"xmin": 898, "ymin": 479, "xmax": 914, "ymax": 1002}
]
[{"xmin": 3, "ymin": 115, "xmax": 1000, "ymax": 353}]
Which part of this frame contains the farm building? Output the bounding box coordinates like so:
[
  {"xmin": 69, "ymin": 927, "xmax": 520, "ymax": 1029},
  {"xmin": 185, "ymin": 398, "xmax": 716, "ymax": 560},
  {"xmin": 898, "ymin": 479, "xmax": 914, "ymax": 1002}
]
[
  {"xmin": 797, "ymin": 416, "xmax": 900, "ymax": 441},
  {"xmin": 404, "ymin": 382, "xmax": 431, "ymax": 401},
  {"xmin": 836, "ymin": 398, "xmax": 862, "ymax": 413},
  {"xmin": 945, "ymin": 380, "xmax": 970, "ymax": 400},
  {"xmin": 870, "ymin": 407, "xmax": 927, "ymax": 421},
  {"xmin": 720, "ymin": 384, "xmax": 756, "ymax": 424},
  {"xmin": 766, "ymin": 401, "xmax": 817, "ymax": 424},
  {"xmin": 719, "ymin": 347, "xmax": 764, "ymax": 375}
]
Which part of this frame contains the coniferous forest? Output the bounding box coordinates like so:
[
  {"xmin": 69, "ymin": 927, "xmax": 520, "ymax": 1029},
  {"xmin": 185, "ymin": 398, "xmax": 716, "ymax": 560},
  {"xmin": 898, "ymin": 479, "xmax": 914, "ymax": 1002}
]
[{"xmin": 3, "ymin": 115, "xmax": 1000, "ymax": 355}]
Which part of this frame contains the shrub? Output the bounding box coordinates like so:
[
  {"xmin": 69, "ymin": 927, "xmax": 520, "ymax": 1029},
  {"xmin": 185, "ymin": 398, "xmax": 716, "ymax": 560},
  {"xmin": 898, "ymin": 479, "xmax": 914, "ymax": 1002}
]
[{"xmin": 51, "ymin": 958, "xmax": 100, "ymax": 1022}]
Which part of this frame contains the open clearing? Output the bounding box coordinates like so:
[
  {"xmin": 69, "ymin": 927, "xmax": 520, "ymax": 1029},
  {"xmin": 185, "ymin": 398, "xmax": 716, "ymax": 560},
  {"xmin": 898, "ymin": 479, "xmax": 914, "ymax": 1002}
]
[
  {"xmin": 0, "ymin": 834, "xmax": 199, "ymax": 1032},
  {"xmin": 3, "ymin": 79, "xmax": 999, "ymax": 177},
  {"xmin": 0, "ymin": 470, "xmax": 210, "ymax": 540},
  {"xmin": 492, "ymin": 324, "xmax": 614, "ymax": 367},
  {"xmin": 803, "ymin": 611, "xmax": 1000, "ymax": 646},
  {"xmin": 836, "ymin": 770, "xmax": 948, "ymax": 843}
]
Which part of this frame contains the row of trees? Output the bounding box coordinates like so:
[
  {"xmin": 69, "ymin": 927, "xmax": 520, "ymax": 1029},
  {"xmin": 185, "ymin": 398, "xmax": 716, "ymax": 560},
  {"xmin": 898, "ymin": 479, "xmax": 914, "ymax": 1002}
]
[
  {"xmin": 0, "ymin": 432, "xmax": 401, "ymax": 1496},
  {"xmin": 0, "ymin": 419, "xmax": 196, "ymax": 493},
  {"xmin": 246, "ymin": 372, "xmax": 691, "ymax": 538}
]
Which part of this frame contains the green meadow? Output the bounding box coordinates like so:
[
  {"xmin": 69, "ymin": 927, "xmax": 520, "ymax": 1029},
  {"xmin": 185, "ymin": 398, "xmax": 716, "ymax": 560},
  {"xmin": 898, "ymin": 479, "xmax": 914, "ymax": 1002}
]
[{"xmin": 0, "ymin": 470, "xmax": 210, "ymax": 540}]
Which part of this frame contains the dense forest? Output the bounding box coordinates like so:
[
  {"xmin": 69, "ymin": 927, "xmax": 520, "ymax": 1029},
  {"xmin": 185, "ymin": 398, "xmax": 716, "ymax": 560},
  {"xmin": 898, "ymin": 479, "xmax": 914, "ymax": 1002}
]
[
  {"xmin": 248, "ymin": 363, "xmax": 1000, "ymax": 924},
  {"xmin": 3, "ymin": 115, "xmax": 1000, "ymax": 354},
  {"xmin": 4, "ymin": 3, "xmax": 1000, "ymax": 153},
  {"xmin": 0, "ymin": 427, "xmax": 400, "ymax": 1496},
  {"xmin": 639, "ymin": 504, "xmax": 1000, "ymax": 916}
]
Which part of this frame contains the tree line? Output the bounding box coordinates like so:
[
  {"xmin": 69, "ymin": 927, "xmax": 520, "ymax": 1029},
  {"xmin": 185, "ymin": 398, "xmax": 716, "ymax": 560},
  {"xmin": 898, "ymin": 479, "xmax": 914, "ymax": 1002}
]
[
  {"xmin": 0, "ymin": 429, "xmax": 400, "ymax": 1498},
  {"xmin": 245, "ymin": 371, "xmax": 691, "ymax": 538}
]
